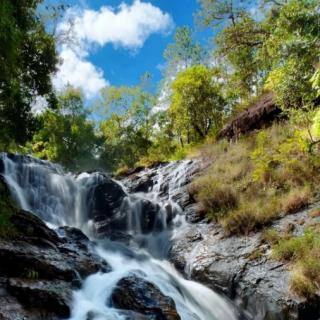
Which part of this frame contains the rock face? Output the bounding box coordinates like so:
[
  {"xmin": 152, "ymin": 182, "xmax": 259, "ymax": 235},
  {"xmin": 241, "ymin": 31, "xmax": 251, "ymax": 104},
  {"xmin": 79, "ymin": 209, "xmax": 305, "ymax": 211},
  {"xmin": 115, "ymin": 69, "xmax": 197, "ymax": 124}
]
[
  {"xmin": 218, "ymin": 92, "xmax": 281, "ymax": 141},
  {"xmin": 0, "ymin": 178, "xmax": 110, "ymax": 320},
  {"xmin": 111, "ymin": 274, "xmax": 181, "ymax": 320},
  {"xmin": 122, "ymin": 161, "xmax": 320, "ymax": 320},
  {"xmin": 169, "ymin": 202, "xmax": 320, "ymax": 320}
]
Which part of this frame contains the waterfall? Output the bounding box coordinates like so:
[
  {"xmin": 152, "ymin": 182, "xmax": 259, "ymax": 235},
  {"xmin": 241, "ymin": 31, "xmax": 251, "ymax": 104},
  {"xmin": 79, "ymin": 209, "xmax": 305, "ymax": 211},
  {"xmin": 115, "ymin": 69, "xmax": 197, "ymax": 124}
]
[{"xmin": 0, "ymin": 153, "xmax": 239, "ymax": 320}]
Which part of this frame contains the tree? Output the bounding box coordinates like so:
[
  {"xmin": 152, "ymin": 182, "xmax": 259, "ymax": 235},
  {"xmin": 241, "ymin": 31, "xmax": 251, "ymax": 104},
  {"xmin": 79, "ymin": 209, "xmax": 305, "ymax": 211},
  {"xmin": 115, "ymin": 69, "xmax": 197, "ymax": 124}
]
[
  {"xmin": 164, "ymin": 26, "xmax": 204, "ymax": 71},
  {"xmin": 263, "ymin": 0, "xmax": 320, "ymax": 109},
  {"xmin": 169, "ymin": 65, "xmax": 225, "ymax": 144},
  {"xmin": 32, "ymin": 87, "xmax": 98, "ymax": 170},
  {"xmin": 196, "ymin": 0, "xmax": 252, "ymax": 28},
  {"xmin": 0, "ymin": 0, "xmax": 58, "ymax": 149},
  {"xmin": 98, "ymin": 85, "xmax": 155, "ymax": 170},
  {"xmin": 215, "ymin": 13, "xmax": 269, "ymax": 99}
]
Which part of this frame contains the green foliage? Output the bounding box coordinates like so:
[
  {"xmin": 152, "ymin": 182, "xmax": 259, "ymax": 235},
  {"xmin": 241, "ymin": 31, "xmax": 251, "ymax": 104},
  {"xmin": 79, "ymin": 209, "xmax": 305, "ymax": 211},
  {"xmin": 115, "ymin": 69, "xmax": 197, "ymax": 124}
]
[
  {"xmin": 215, "ymin": 13, "xmax": 269, "ymax": 100},
  {"xmin": 98, "ymin": 85, "xmax": 155, "ymax": 170},
  {"xmin": 170, "ymin": 65, "xmax": 225, "ymax": 144},
  {"xmin": 164, "ymin": 26, "xmax": 204, "ymax": 72},
  {"xmin": 191, "ymin": 124, "xmax": 318, "ymax": 235},
  {"xmin": 196, "ymin": 0, "xmax": 249, "ymax": 28},
  {"xmin": 311, "ymin": 68, "xmax": 320, "ymax": 97},
  {"xmin": 0, "ymin": 0, "xmax": 58, "ymax": 148},
  {"xmin": 32, "ymin": 87, "xmax": 98, "ymax": 170},
  {"xmin": 263, "ymin": 0, "xmax": 320, "ymax": 109}
]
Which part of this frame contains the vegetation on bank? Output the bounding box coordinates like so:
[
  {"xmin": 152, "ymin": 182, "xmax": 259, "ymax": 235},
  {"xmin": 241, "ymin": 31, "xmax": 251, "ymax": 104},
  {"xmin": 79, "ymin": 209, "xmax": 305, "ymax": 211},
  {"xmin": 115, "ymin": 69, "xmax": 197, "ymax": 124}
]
[
  {"xmin": 262, "ymin": 224, "xmax": 320, "ymax": 298},
  {"xmin": 190, "ymin": 120, "xmax": 320, "ymax": 235}
]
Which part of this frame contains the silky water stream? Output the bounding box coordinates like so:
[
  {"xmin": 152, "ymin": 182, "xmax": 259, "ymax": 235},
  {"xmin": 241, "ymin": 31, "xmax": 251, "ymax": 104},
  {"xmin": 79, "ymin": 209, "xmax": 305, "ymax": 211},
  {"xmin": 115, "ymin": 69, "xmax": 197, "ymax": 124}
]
[{"xmin": 0, "ymin": 153, "xmax": 240, "ymax": 320}]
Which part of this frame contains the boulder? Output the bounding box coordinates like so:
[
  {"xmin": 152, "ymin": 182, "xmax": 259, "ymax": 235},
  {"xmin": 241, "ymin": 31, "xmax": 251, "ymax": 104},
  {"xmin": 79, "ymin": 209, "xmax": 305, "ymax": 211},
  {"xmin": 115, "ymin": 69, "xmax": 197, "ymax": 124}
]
[
  {"xmin": 0, "ymin": 208, "xmax": 110, "ymax": 319},
  {"xmin": 7, "ymin": 278, "xmax": 72, "ymax": 318},
  {"xmin": 111, "ymin": 274, "xmax": 181, "ymax": 320},
  {"xmin": 218, "ymin": 92, "xmax": 281, "ymax": 141}
]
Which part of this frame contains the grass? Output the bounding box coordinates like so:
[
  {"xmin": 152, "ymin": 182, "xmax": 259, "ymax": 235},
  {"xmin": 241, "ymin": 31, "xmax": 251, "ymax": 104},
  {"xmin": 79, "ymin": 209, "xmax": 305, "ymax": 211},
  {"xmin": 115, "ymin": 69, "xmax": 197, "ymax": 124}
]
[
  {"xmin": 265, "ymin": 228, "xmax": 320, "ymax": 298},
  {"xmin": 190, "ymin": 123, "xmax": 319, "ymax": 235}
]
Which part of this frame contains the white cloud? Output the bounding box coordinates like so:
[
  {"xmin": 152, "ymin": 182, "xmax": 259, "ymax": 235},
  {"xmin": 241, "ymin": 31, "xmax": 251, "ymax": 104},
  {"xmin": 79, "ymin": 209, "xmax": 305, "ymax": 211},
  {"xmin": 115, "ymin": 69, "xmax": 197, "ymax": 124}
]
[
  {"xmin": 53, "ymin": 48, "xmax": 108, "ymax": 99},
  {"xmin": 70, "ymin": 0, "xmax": 173, "ymax": 50},
  {"xmin": 53, "ymin": 1, "xmax": 173, "ymax": 98}
]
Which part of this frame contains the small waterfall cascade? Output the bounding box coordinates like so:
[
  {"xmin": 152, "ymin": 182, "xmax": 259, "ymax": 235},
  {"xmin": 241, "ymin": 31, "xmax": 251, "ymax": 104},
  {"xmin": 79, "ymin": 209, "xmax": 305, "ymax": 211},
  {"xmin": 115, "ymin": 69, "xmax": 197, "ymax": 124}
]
[{"xmin": 0, "ymin": 153, "xmax": 239, "ymax": 320}]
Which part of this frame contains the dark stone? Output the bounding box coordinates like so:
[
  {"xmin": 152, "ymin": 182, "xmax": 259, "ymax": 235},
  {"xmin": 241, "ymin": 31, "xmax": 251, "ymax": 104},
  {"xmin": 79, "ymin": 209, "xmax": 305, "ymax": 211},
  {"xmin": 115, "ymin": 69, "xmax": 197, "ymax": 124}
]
[
  {"xmin": 89, "ymin": 176, "xmax": 126, "ymax": 221},
  {"xmin": 218, "ymin": 92, "xmax": 282, "ymax": 141},
  {"xmin": 0, "ymin": 158, "xmax": 4, "ymax": 175},
  {"xmin": 111, "ymin": 274, "xmax": 181, "ymax": 320},
  {"xmin": 7, "ymin": 278, "xmax": 72, "ymax": 318},
  {"xmin": 57, "ymin": 226, "xmax": 89, "ymax": 243}
]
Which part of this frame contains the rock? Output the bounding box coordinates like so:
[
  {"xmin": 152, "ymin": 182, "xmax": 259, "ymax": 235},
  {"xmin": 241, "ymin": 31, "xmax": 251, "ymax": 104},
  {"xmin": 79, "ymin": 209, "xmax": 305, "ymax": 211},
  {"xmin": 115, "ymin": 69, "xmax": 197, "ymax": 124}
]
[
  {"xmin": 217, "ymin": 92, "xmax": 281, "ymax": 141},
  {"xmin": 89, "ymin": 175, "xmax": 126, "ymax": 221},
  {"xmin": 7, "ymin": 278, "xmax": 72, "ymax": 318},
  {"xmin": 170, "ymin": 204, "xmax": 320, "ymax": 320},
  {"xmin": 0, "ymin": 208, "xmax": 110, "ymax": 319},
  {"xmin": 111, "ymin": 274, "xmax": 181, "ymax": 320}
]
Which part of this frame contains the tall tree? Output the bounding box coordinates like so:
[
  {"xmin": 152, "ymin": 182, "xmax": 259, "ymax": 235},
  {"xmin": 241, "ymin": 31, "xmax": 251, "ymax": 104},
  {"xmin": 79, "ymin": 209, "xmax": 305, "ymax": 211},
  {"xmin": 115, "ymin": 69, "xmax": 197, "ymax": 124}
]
[
  {"xmin": 170, "ymin": 65, "xmax": 225, "ymax": 144},
  {"xmin": 32, "ymin": 87, "xmax": 98, "ymax": 170},
  {"xmin": 98, "ymin": 84, "xmax": 155, "ymax": 170},
  {"xmin": 0, "ymin": 0, "xmax": 58, "ymax": 149}
]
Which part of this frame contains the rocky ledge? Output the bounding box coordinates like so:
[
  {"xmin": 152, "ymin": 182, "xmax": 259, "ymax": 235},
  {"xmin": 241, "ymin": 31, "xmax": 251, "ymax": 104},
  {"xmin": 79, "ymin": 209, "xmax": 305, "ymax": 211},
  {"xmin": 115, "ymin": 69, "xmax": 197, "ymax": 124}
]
[
  {"xmin": 123, "ymin": 161, "xmax": 320, "ymax": 320},
  {"xmin": 0, "ymin": 208, "xmax": 110, "ymax": 319},
  {"xmin": 0, "ymin": 173, "xmax": 182, "ymax": 320}
]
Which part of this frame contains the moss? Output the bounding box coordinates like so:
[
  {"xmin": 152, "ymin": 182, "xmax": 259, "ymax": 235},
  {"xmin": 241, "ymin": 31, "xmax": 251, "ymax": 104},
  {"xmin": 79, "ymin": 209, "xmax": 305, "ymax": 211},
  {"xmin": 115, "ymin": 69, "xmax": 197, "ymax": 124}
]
[{"xmin": 0, "ymin": 176, "xmax": 17, "ymax": 238}]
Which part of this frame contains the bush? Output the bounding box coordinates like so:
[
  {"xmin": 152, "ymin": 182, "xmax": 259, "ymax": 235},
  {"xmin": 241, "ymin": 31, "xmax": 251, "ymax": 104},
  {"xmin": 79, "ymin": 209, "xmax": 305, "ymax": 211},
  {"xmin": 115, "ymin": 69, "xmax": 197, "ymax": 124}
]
[
  {"xmin": 191, "ymin": 123, "xmax": 320, "ymax": 235},
  {"xmin": 271, "ymin": 229, "xmax": 320, "ymax": 297}
]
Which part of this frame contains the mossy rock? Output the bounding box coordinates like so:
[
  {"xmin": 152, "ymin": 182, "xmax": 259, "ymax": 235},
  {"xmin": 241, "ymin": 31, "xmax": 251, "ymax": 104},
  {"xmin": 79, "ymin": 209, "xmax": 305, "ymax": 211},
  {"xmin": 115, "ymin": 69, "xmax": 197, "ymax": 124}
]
[{"xmin": 0, "ymin": 175, "xmax": 18, "ymax": 238}]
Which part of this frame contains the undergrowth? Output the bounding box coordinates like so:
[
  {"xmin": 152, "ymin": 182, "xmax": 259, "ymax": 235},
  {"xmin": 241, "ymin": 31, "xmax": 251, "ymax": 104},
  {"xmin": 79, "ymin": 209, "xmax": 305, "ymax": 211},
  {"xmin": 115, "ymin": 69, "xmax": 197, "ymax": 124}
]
[
  {"xmin": 190, "ymin": 123, "xmax": 320, "ymax": 235},
  {"xmin": 264, "ymin": 227, "xmax": 320, "ymax": 298}
]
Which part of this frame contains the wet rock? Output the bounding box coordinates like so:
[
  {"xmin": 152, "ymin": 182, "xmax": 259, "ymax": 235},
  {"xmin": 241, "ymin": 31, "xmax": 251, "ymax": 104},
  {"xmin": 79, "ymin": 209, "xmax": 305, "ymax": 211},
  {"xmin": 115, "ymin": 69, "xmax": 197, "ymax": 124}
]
[
  {"xmin": 7, "ymin": 278, "xmax": 72, "ymax": 318},
  {"xmin": 184, "ymin": 203, "xmax": 206, "ymax": 223},
  {"xmin": 170, "ymin": 204, "xmax": 320, "ymax": 320},
  {"xmin": 0, "ymin": 207, "xmax": 110, "ymax": 319},
  {"xmin": 89, "ymin": 176, "xmax": 126, "ymax": 220},
  {"xmin": 111, "ymin": 274, "xmax": 181, "ymax": 320}
]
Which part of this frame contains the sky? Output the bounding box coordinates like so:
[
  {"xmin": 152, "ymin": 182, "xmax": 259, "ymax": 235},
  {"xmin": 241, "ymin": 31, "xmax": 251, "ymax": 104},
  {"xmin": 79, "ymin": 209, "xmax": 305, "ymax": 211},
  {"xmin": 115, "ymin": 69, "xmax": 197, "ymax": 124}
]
[{"xmin": 50, "ymin": 0, "xmax": 213, "ymax": 99}]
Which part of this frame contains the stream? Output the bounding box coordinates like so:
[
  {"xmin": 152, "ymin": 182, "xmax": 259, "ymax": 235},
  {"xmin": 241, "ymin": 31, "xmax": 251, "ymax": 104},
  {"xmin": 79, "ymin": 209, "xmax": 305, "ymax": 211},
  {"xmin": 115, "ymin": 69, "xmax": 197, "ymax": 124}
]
[{"xmin": 0, "ymin": 153, "xmax": 240, "ymax": 320}]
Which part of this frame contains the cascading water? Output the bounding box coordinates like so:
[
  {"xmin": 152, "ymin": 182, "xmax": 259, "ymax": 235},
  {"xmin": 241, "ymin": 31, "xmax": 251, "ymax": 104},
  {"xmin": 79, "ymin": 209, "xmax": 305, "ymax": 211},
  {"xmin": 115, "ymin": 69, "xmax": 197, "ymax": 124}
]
[{"xmin": 0, "ymin": 153, "xmax": 240, "ymax": 320}]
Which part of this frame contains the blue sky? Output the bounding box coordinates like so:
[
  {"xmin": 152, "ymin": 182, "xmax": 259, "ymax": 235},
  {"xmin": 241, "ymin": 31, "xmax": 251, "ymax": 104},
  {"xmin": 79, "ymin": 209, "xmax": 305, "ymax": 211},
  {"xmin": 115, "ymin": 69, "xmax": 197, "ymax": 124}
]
[
  {"xmin": 85, "ymin": 0, "xmax": 211, "ymax": 87},
  {"xmin": 50, "ymin": 0, "xmax": 214, "ymax": 97}
]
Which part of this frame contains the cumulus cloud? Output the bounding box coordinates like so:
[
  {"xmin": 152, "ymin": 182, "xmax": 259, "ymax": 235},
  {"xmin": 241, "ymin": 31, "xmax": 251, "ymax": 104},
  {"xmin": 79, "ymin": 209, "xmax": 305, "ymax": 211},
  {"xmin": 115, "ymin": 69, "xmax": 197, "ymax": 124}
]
[
  {"xmin": 53, "ymin": 0, "xmax": 173, "ymax": 98},
  {"xmin": 71, "ymin": 0, "xmax": 173, "ymax": 49},
  {"xmin": 53, "ymin": 48, "xmax": 108, "ymax": 98}
]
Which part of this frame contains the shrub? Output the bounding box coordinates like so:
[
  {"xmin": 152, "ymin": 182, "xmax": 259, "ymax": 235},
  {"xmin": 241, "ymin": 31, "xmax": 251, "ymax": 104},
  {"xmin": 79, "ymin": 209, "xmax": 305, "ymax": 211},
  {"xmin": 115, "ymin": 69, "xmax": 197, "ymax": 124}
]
[
  {"xmin": 192, "ymin": 123, "xmax": 320, "ymax": 235},
  {"xmin": 281, "ymin": 187, "xmax": 312, "ymax": 214},
  {"xmin": 271, "ymin": 229, "xmax": 320, "ymax": 297}
]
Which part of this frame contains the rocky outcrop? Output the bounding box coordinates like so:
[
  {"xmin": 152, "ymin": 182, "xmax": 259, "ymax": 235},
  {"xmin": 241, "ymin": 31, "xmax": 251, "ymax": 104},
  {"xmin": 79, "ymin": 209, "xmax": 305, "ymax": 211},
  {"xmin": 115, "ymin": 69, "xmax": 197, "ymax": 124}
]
[
  {"xmin": 169, "ymin": 202, "xmax": 320, "ymax": 320},
  {"xmin": 218, "ymin": 92, "xmax": 281, "ymax": 141},
  {"xmin": 0, "ymin": 178, "xmax": 110, "ymax": 320},
  {"xmin": 111, "ymin": 273, "xmax": 181, "ymax": 320},
  {"xmin": 121, "ymin": 160, "xmax": 204, "ymax": 223},
  {"xmin": 122, "ymin": 161, "xmax": 320, "ymax": 319}
]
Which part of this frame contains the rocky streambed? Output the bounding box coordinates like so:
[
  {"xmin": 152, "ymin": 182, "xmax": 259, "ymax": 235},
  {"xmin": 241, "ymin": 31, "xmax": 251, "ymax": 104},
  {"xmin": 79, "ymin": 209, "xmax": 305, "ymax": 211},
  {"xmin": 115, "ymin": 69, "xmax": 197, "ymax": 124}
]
[
  {"xmin": 123, "ymin": 161, "xmax": 320, "ymax": 320},
  {"xmin": 0, "ymin": 154, "xmax": 319, "ymax": 319}
]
